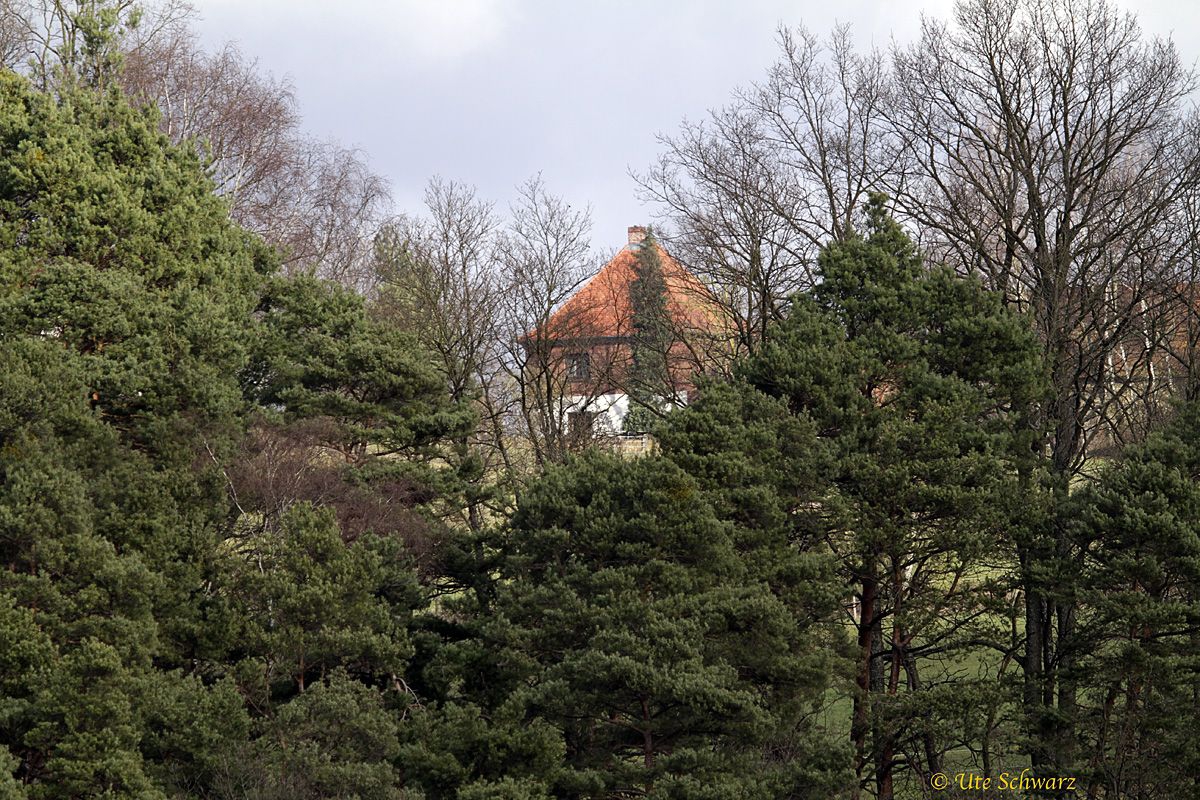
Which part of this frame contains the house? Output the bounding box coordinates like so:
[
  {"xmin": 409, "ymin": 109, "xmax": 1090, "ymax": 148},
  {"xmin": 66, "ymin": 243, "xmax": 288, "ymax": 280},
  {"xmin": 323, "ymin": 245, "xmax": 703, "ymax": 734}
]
[{"xmin": 530, "ymin": 226, "xmax": 723, "ymax": 442}]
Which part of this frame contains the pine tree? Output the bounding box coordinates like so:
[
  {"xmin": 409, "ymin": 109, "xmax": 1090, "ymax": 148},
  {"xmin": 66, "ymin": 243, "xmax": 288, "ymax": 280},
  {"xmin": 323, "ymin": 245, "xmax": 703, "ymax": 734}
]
[
  {"xmin": 485, "ymin": 452, "xmax": 846, "ymax": 798},
  {"xmin": 250, "ymin": 274, "xmax": 473, "ymax": 469},
  {"xmin": 665, "ymin": 195, "xmax": 1046, "ymax": 798},
  {"xmin": 0, "ymin": 68, "xmax": 268, "ymax": 795},
  {"xmin": 1069, "ymin": 402, "xmax": 1200, "ymax": 797},
  {"xmin": 0, "ymin": 68, "xmax": 455, "ymax": 797}
]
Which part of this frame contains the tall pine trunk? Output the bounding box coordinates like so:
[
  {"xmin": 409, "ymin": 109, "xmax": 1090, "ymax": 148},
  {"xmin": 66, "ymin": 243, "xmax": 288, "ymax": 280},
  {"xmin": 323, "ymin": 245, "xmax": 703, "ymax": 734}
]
[{"xmin": 852, "ymin": 555, "xmax": 879, "ymax": 800}]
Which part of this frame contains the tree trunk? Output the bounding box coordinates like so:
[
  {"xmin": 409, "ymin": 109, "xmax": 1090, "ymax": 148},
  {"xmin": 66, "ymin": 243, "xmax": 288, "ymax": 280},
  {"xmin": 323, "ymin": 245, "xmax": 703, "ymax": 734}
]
[
  {"xmin": 902, "ymin": 651, "xmax": 941, "ymax": 778},
  {"xmin": 876, "ymin": 558, "xmax": 905, "ymax": 800},
  {"xmin": 852, "ymin": 556, "xmax": 879, "ymax": 800},
  {"xmin": 1022, "ymin": 554, "xmax": 1049, "ymax": 769}
]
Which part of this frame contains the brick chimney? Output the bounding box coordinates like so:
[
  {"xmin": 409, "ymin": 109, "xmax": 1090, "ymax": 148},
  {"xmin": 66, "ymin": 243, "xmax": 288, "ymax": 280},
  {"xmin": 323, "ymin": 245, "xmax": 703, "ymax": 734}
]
[{"xmin": 627, "ymin": 225, "xmax": 647, "ymax": 247}]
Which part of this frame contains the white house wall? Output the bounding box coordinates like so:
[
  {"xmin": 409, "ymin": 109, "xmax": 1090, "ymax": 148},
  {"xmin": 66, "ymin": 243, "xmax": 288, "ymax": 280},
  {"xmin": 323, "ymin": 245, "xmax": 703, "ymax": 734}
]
[
  {"xmin": 564, "ymin": 391, "xmax": 690, "ymax": 435},
  {"xmin": 565, "ymin": 393, "xmax": 630, "ymax": 434}
]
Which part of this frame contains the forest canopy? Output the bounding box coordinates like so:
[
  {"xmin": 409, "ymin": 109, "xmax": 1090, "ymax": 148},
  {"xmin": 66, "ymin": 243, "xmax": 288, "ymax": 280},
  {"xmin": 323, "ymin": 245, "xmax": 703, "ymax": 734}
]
[{"xmin": 2, "ymin": 1, "xmax": 1200, "ymax": 799}]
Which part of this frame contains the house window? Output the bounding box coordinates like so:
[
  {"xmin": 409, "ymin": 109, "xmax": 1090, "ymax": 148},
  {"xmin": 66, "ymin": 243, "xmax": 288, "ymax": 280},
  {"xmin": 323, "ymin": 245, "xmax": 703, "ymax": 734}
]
[
  {"xmin": 566, "ymin": 352, "xmax": 590, "ymax": 380},
  {"xmin": 568, "ymin": 410, "xmax": 598, "ymax": 439}
]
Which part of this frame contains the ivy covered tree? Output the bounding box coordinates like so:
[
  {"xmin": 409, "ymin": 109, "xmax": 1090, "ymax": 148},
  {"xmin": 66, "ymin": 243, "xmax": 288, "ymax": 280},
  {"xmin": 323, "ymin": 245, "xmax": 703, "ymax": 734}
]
[{"xmin": 623, "ymin": 230, "xmax": 674, "ymax": 433}]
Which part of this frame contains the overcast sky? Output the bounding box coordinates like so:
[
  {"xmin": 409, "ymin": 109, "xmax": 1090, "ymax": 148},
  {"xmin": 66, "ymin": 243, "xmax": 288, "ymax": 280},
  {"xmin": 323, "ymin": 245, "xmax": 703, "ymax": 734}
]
[{"xmin": 187, "ymin": 0, "xmax": 1196, "ymax": 253}]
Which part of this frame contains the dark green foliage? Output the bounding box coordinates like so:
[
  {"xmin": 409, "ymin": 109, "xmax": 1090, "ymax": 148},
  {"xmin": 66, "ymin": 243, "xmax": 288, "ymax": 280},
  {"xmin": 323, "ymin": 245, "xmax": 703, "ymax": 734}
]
[
  {"xmin": 394, "ymin": 700, "xmax": 562, "ymax": 800},
  {"xmin": 136, "ymin": 671, "xmax": 249, "ymax": 797},
  {"xmin": 241, "ymin": 272, "xmax": 475, "ymax": 558},
  {"xmin": 656, "ymin": 378, "xmax": 832, "ymax": 548},
  {"xmin": 486, "ymin": 453, "xmax": 847, "ymax": 798},
  {"xmin": 1070, "ymin": 402, "xmax": 1200, "ymax": 797},
  {"xmin": 0, "ymin": 70, "xmax": 440, "ymax": 798},
  {"xmin": 226, "ymin": 672, "xmax": 411, "ymax": 800},
  {"xmin": 0, "ymin": 70, "xmax": 267, "ymax": 796},
  {"xmin": 0, "ymin": 339, "xmax": 169, "ymax": 796},
  {"xmin": 250, "ymin": 274, "xmax": 472, "ymax": 466},
  {"xmin": 228, "ymin": 504, "xmax": 420, "ymax": 699},
  {"xmin": 662, "ymin": 195, "xmax": 1047, "ymax": 795},
  {"xmin": 0, "ymin": 73, "xmax": 270, "ymax": 443},
  {"xmin": 6, "ymin": 19, "xmax": 1200, "ymax": 800}
]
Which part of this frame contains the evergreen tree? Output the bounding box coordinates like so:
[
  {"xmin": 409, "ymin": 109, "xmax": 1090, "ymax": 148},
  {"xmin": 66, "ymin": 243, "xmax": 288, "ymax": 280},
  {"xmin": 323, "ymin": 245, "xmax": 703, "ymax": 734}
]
[
  {"xmin": 1070, "ymin": 402, "xmax": 1200, "ymax": 798},
  {"xmin": 238, "ymin": 670, "xmax": 411, "ymax": 800},
  {"xmin": 485, "ymin": 453, "xmax": 846, "ymax": 798},
  {"xmin": 0, "ymin": 68, "xmax": 457, "ymax": 798},
  {"xmin": 243, "ymin": 272, "xmax": 475, "ymax": 550},
  {"xmin": 664, "ymin": 195, "xmax": 1046, "ymax": 798},
  {"xmin": 225, "ymin": 504, "xmax": 420, "ymax": 699},
  {"xmin": 0, "ymin": 68, "xmax": 268, "ymax": 795},
  {"xmin": 148, "ymin": 498, "xmax": 429, "ymax": 799},
  {"xmin": 250, "ymin": 274, "xmax": 472, "ymax": 470},
  {"xmin": 623, "ymin": 231, "xmax": 674, "ymax": 433}
]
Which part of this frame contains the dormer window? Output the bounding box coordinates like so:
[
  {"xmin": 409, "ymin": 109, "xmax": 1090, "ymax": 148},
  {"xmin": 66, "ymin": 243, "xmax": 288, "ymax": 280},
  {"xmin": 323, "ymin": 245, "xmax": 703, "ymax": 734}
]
[{"xmin": 566, "ymin": 352, "xmax": 590, "ymax": 380}]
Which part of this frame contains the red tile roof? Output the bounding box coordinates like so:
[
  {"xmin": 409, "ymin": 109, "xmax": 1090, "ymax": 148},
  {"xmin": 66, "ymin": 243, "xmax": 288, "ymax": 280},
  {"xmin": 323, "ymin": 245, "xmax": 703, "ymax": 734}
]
[{"xmin": 536, "ymin": 240, "xmax": 719, "ymax": 342}]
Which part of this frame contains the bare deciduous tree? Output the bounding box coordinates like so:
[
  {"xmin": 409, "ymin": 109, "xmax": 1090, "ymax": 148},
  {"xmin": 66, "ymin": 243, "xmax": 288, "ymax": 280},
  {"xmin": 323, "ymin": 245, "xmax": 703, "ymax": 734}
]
[
  {"xmin": 2, "ymin": 0, "xmax": 391, "ymax": 287},
  {"xmin": 638, "ymin": 24, "xmax": 896, "ymax": 361},
  {"xmin": 375, "ymin": 176, "xmax": 608, "ymax": 497},
  {"xmin": 1160, "ymin": 191, "xmax": 1200, "ymax": 405},
  {"xmin": 0, "ymin": 0, "xmax": 35, "ymax": 68},
  {"xmin": 494, "ymin": 176, "xmax": 597, "ymax": 468},
  {"xmin": 891, "ymin": 0, "xmax": 1200, "ymax": 770},
  {"xmin": 638, "ymin": 106, "xmax": 807, "ymax": 358},
  {"xmin": 123, "ymin": 27, "xmax": 298, "ymax": 213},
  {"xmin": 1, "ymin": 0, "xmax": 135, "ymax": 87},
  {"xmin": 228, "ymin": 417, "xmax": 442, "ymax": 570},
  {"xmin": 752, "ymin": 23, "xmax": 897, "ymax": 245},
  {"xmin": 894, "ymin": 0, "xmax": 1200, "ymax": 474},
  {"xmin": 373, "ymin": 178, "xmax": 505, "ymax": 531},
  {"xmin": 121, "ymin": 19, "xmax": 390, "ymax": 286},
  {"xmin": 375, "ymin": 178, "xmax": 499, "ymax": 406}
]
